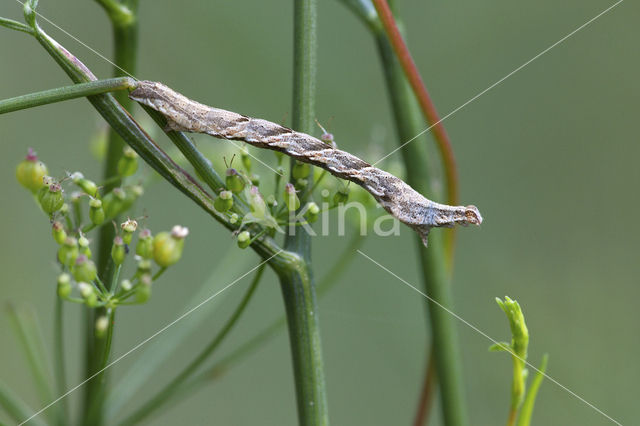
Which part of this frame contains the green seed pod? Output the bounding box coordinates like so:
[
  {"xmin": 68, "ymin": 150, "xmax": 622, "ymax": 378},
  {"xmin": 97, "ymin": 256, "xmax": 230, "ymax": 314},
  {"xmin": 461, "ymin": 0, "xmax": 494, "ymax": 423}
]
[
  {"xmin": 95, "ymin": 316, "xmax": 109, "ymax": 338},
  {"xmin": 237, "ymin": 231, "xmax": 251, "ymax": 249},
  {"xmin": 71, "ymin": 172, "xmax": 98, "ymax": 197},
  {"xmin": 292, "ymin": 161, "xmax": 310, "ymax": 180},
  {"xmin": 111, "ymin": 236, "xmax": 126, "ymax": 266},
  {"xmin": 38, "ymin": 182, "xmax": 64, "ymax": 214},
  {"xmin": 57, "ymin": 273, "xmax": 72, "ymax": 298},
  {"xmin": 135, "ymin": 228, "xmax": 153, "ymax": 259},
  {"xmin": 78, "ymin": 282, "xmax": 98, "ymax": 307},
  {"xmin": 333, "ymin": 187, "xmax": 349, "ymax": 206},
  {"xmin": 120, "ymin": 279, "xmax": 132, "ymax": 291},
  {"xmin": 214, "ymin": 190, "xmax": 233, "ymax": 213},
  {"xmin": 229, "ymin": 213, "xmax": 239, "ymax": 224},
  {"xmin": 294, "ymin": 178, "xmax": 308, "ymax": 191},
  {"xmin": 152, "ymin": 226, "xmax": 189, "ymax": 268},
  {"xmin": 72, "ymin": 254, "xmax": 97, "ymax": 283},
  {"xmin": 51, "ymin": 221, "xmax": 67, "ymax": 245},
  {"xmin": 136, "ymin": 274, "xmax": 152, "ymax": 303},
  {"xmin": 225, "ymin": 168, "xmax": 245, "ymax": 194},
  {"xmin": 89, "ymin": 198, "xmax": 105, "ymax": 225},
  {"xmin": 16, "ymin": 149, "xmax": 48, "ymax": 193},
  {"xmin": 137, "ymin": 259, "xmax": 152, "ymax": 276},
  {"xmin": 266, "ymin": 194, "xmax": 277, "ymax": 208},
  {"xmin": 284, "ymin": 183, "xmax": 300, "ymax": 212},
  {"xmin": 78, "ymin": 235, "xmax": 92, "ymax": 258},
  {"xmin": 117, "ymin": 146, "xmax": 139, "ymax": 177},
  {"xmin": 102, "ymin": 187, "xmax": 126, "ymax": 219},
  {"xmin": 248, "ymin": 186, "xmax": 266, "ymax": 218},
  {"xmin": 250, "ymin": 174, "xmax": 260, "ymax": 186},
  {"xmin": 58, "ymin": 237, "xmax": 79, "ymax": 267},
  {"xmin": 305, "ymin": 202, "xmax": 320, "ymax": 224},
  {"xmin": 240, "ymin": 146, "xmax": 252, "ymax": 171},
  {"xmin": 121, "ymin": 219, "xmax": 138, "ymax": 245}
]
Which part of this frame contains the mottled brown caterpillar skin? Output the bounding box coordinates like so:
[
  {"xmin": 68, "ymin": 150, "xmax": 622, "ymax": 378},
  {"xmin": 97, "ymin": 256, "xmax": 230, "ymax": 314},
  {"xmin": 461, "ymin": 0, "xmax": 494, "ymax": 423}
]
[{"xmin": 130, "ymin": 80, "xmax": 482, "ymax": 245}]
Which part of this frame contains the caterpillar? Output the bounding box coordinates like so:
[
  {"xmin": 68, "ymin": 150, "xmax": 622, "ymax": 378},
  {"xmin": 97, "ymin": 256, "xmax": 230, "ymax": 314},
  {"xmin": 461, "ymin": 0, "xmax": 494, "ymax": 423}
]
[{"xmin": 129, "ymin": 80, "xmax": 482, "ymax": 245}]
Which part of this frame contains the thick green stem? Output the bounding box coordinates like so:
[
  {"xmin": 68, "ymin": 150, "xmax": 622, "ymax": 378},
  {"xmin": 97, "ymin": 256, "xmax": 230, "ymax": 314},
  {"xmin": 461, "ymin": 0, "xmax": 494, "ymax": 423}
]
[
  {"xmin": 118, "ymin": 264, "xmax": 266, "ymax": 425},
  {"xmin": 86, "ymin": 2, "xmax": 139, "ymax": 423},
  {"xmin": 374, "ymin": 31, "xmax": 468, "ymax": 426},
  {"xmin": 0, "ymin": 78, "xmax": 135, "ymax": 114},
  {"xmin": 281, "ymin": 1, "xmax": 328, "ymax": 425}
]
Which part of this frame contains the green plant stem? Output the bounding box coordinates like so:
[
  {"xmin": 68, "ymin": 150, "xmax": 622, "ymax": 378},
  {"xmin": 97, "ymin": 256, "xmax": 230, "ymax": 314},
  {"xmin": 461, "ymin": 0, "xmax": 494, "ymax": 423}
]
[
  {"xmin": 119, "ymin": 264, "xmax": 266, "ymax": 425},
  {"xmin": 6, "ymin": 304, "xmax": 64, "ymax": 426},
  {"xmin": 0, "ymin": 380, "xmax": 47, "ymax": 426},
  {"xmin": 0, "ymin": 78, "xmax": 136, "ymax": 115},
  {"xmin": 114, "ymin": 234, "xmax": 363, "ymax": 420},
  {"xmin": 516, "ymin": 355, "xmax": 548, "ymax": 426},
  {"xmin": 53, "ymin": 297, "xmax": 69, "ymax": 422},
  {"xmin": 86, "ymin": 1, "xmax": 139, "ymax": 423},
  {"xmin": 280, "ymin": 1, "xmax": 329, "ymax": 425},
  {"xmin": 373, "ymin": 28, "xmax": 468, "ymax": 426}
]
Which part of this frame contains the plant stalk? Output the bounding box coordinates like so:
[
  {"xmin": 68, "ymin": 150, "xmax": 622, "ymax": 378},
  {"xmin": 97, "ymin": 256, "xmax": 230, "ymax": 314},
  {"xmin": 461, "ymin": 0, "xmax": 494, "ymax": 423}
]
[
  {"xmin": 0, "ymin": 78, "xmax": 135, "ymax": 114},
  {"xmin": 374, "ymin": 31, "xmax": 468, "ymax": 426}
]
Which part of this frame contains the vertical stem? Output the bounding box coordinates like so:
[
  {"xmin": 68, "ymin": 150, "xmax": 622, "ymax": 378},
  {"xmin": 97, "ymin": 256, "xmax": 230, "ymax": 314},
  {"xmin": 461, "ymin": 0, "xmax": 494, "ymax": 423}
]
[
  {"xmin": 53, "ymin": 297, "xmax": 69, "ymax": 423},
  {"xmin": 374, "ymin": 33, "xmax": 468, "ymax": 426},
  {"xmin": 281, "ymin": 0, "xmax": 329, "ymax": 424},
  {"xmin": 84, "ymin": 2, "xmax": 139, "ymax": 424}
]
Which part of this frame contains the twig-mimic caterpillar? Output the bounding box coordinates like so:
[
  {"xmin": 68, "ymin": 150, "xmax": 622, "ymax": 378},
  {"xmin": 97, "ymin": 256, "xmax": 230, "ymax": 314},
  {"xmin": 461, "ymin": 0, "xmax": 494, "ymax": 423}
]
[{"xmin": 129, "ymin": 81, "xmax": 482, "ymax": 245}]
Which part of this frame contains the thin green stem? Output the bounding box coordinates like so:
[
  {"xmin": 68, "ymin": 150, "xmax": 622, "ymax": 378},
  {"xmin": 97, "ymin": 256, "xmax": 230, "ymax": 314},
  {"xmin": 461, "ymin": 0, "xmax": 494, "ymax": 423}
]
[
  {"xmin": 87, "ymin": 1, "xmax": 139, "ymax": 423},
  {"xmin": 53, "ymin": 297, "xmax": 69, "ymax": 422},
  {"xmin": 0, "ymin": 380, "xmax": 47, "ymax": 426},
  {"xmin": 372, "ymin": 22, "xmax": 468, "ymax": 426},
  {"xmin": 0, "ymin": 78, "xmax": 135, "ymax": 115},
  {"xmin": 0, "ymin": 16, "xmax": 34, "ymax": 34},
  {"xmin": 143, "ymin": 234, "xmax": 364, "ymax": 420},
  {"xmin": 119, "ymin": 264, "xmax": 266, "ymax": 425}
]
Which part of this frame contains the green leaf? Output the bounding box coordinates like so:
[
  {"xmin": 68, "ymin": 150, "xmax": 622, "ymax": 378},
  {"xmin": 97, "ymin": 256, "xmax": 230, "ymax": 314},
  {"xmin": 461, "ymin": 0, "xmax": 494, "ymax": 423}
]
[
  {"xmin": 0, "ymin": 16, "xmax": 34, "ymax": 35},
  {"xmin": 0, "ymin": 380, "xmax": 47, "ymax": 426},
  {"xmin": 517, "ymin": 354, "xmax": 549, "ymax": 426},
  {"xmin": 6, "ymin": 304, "xmax": 63, "ymax": 425}
]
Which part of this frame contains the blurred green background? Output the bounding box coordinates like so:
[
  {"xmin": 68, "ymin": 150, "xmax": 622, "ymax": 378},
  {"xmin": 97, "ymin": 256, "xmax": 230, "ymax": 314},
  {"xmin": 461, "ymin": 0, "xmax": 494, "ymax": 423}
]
[{"xmin": 1, "ymin": 0, "xmax": 638, "ymax": 424}]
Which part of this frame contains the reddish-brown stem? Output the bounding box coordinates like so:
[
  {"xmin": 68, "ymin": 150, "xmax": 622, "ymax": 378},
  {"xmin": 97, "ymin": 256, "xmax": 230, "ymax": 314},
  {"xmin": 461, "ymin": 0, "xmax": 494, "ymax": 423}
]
[
  {"xmin": 371, "ymin": 0, "xmax": 459, "ymax": 210},
  {"xmin": 413, "ymin": 350, "xmax": 437, "ymax": 426}
]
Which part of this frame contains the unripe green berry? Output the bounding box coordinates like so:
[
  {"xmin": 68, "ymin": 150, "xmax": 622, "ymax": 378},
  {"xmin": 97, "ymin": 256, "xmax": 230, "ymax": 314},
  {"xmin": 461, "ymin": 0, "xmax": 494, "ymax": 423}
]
[
  {"xmin": 120, "ymin": 279, "xmax": 132, "ymax": 291},
  {"xmin": 78, "ymin": 235, "xmax": 91, "ymax": 258},
  {"xmin": 136, "ymin": 274, "xmax": 152, "ymax": 303},
  {"xmin": 225, "ymin": 168, "xmax": 245, "ymax": 193},
  {"xmin": 214, "ymin": 190, "xmax": 233, "ymax": 212},
  {"xmin": 89, "ymin": 198, "xmax": 105, "ymax": 225},
  {"xmin": 152, "ymin": 226, "xmax": 188, "ymax": 268},
  {"xmin": 52, "ymin": 222, "xmax": 67, "ymax": 245},
  {"xmin": 266, "ymin": 194, "xmax": 277, "ymax": 207},
  {"xmin": 16, "ymin": 149, "xmax": 48, "ymax": 193},
  {"xmin": 135, "ymin": 228, "xmax": 153, "ymax": 259},
  {"xmin": 240, "ymin": 147, "xmax": 251, "ymax": 171},
  {"xmin": 305, "ymin": 202, "xmax": 320, "ymax": 223},
  {"xmin": 95, "ymin": 316, "xmax": 109, "ymax": 338},
  {"xmin": 250, "ymin": 174, "xmax": 260, "ymax": 186},
  {"xmin": 72, "ymin": 255, "xmax": 97, "ymax": 283},
  {"xmin": 57, "ymin": 273, "xmax": 72, "ymax": 298},
  {"xmin": 229, "ymin": 213, "xmax": 239, "ymax": 224},
  {"xmin": 78, "ymin": 282, "xmax": 98, "ymax": 307},
  {"xmin": 237, "ymin": 231, "xmax": 251, "ymax": 249},
  {"xmin": 292, "ymin": 161, "xmax": 310, "ymax": 179},
  {"xmin": 71, "ymin": 172, "xmax": 99, "ymax": 197},
  {"xmin": 137, "ymin": 258, "xmax": 152, "ymax": 275},
  {"xmin": 284, "ymin": 183, "xmax": 300, "ymax": 212},
  {"xmin": 333, "ymin": 187, "xmax": 349, "ymax": 205},
  {"xmin": 294, "ymin": 178, "xmax": 308, "ymax": 191},
  {"xmin": 38, "ymin": 181, "xmax": 64, "ymax": 214},
  {"xmin": 121, "ymin": 219, "xmax": 137, "ymax": 245},
  {"xmin": 117, "ymin": 146, "xmax": 139, "ymax": 177},
  {"xmin": 58, "ymin": 237, "xmax": 79, "ymax": 267},
  {"xmin": 111, "ymin": 236, "xmax": 126, "ymax": 266},
  {"xmin": 249, "ymin": 186, "xmax": 266, "ymax": 218}
]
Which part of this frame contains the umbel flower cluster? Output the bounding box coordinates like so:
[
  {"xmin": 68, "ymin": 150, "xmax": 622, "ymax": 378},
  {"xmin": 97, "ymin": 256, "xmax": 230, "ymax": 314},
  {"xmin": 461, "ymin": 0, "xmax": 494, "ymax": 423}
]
[{"xmin": 16, "ymin": 147, "xmax": 189, "ymax": 328}]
